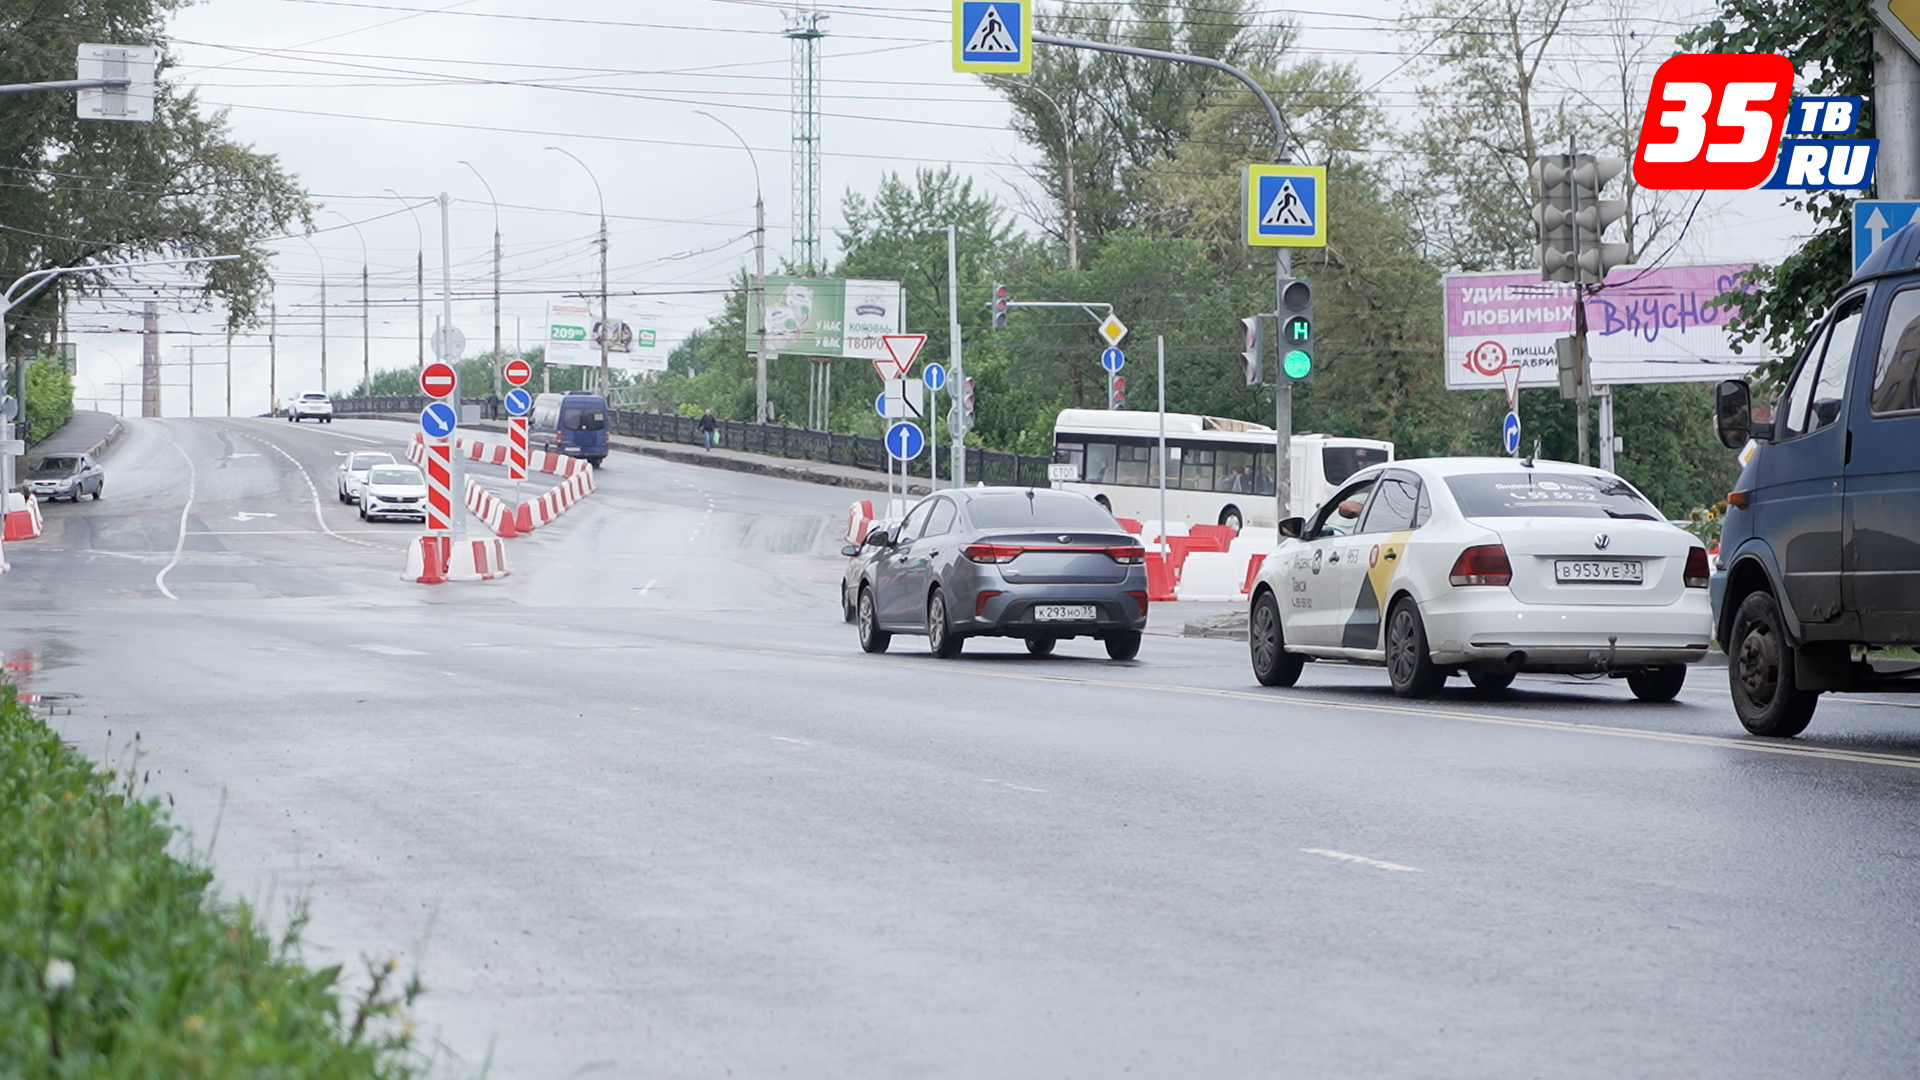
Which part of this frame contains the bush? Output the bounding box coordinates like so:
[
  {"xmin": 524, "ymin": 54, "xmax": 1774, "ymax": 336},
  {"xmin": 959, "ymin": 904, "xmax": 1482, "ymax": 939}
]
[
  {"xmin": 0, "ymin": 688, "xmax": 422, "ymax": 1076},
  {"xmin": 23, "ymin": 358, "xmax": 73, "ymax": 447}
]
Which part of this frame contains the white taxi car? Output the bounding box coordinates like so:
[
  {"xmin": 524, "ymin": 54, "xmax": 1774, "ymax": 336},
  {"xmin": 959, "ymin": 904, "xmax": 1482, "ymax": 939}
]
[{"xmin": 1247, "ymin": 457, "xmax": 1712, "ymax": 700}]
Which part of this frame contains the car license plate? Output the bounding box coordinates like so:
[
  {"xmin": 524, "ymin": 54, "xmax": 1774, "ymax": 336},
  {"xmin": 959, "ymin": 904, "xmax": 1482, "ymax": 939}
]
[
  {"xmin": 1554, "ymin": 559, "xmax": 1644, "ymax": 584},
  {"xmin": 1034, "ymin": 604, "xmax": 1097, "ymax": 621}
]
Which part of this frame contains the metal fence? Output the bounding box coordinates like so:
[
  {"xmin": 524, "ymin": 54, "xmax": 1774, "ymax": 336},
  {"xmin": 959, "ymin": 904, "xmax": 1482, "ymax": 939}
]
[{"xmin": 333, "ymin": 396, "xmax": 1055, "ymax": 487}]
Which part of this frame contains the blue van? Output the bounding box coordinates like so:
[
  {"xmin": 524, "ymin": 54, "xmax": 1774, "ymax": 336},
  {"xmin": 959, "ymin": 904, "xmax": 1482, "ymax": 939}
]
[
  {"xmin": 529, "ymin": 391, "xmax": 609, "ymax": 466},
  {"xmin": 1711, "ymin": 223, "xmax": 1920, "ymax": 736}
]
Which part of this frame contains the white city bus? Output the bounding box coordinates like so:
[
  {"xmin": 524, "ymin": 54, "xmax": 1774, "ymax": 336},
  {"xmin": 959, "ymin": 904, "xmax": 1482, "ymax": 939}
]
[{"xmin": 1049, "ymin": 408, "xmax": 1393, "ymax": 532}]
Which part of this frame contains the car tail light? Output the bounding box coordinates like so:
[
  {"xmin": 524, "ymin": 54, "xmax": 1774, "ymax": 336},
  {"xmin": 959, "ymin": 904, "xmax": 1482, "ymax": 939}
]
[
  {"xmin": 1127, "ymin": 590, "xmax": 1149, "ymax": 616},
  {"xmin": 963, "ymin": 543, "xmax": 1022, "ymax": 564},
  {"xmin": 1107, "ymin": 545, "xmax": 1145, "ymax": 564},
  {"xmin": 1684, "ymin": 546, "xmax": 1710, "ymax": 588},
  {"xmin": 1448, "ymin": 544, "xmax": 1512, "ymax": 586},
  {"xmin": 975, "ymin": 590, "xmax": 1003, "ymax": 616}
]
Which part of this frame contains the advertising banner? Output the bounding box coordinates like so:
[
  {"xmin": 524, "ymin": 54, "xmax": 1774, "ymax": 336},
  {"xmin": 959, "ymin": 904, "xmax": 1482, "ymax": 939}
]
[
  {"xmin": 544, "ymin": 301, "xmax": 665, "ymax": 373},
  {"xmin": 1443, "ymin": 265, "xmax": 1770, "ymax": 389},
  {"xmin": 749, "ymin": 277, "xmax": 905, "ymax": 360}
]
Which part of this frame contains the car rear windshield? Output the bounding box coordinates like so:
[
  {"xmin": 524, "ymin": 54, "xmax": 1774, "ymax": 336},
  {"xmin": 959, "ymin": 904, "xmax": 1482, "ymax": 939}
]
[
  {"xmin": 1444, "ymin": 472, "xmax": 1661, "ymax": 520},
  {"xmin": 966, "ymin": 492, "xmax": 1117, "ymax": 529},
  {"xmin": 560, "ymin": 407, "xmax": 605, "ymax": 431},
  {"xmin": 368, "ymin": 468, "xmax": 421, "ymax": 485},
  {"xmin": 302, "ymin": 393, "xmax": 328, "ymax": 401}
]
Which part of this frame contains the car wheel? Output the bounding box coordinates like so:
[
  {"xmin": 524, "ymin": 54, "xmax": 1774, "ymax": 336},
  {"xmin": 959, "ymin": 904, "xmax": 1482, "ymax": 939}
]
[
  {"xmin": 1105, "ymin": 630, "xmax": 1142, "ymax": 662},
  {"xmin": 927, "ymin": 589, "xmax": 965, "ymax": 658},
  {"xmin": 359, "ymin": 503, "xmax": 368, "ymax": 521},
  {"xmin": 1026, "ymin": 636, "xmax": 1057, "ymax": 657},
  {"xmin": 1729, "ymin": 591, "xmax": 1817, "ymax": 736},
  {"xmin": 1219, "ymin": 506, "xmax": 1243, "ymax": 533},
  {"xmin": 90, "ymin": 482, "xmax": 102, "ymax": 500},
  {"xmin": 1385, "ymin": 597, "xmax": 1445, "ymax": 698},
  {"xmin": 1628, "ymin": 664, "xmax": 1688, "ymax": 703},
  {"xmin": 1249, "ymin": 590, "xmax": 1304, "ymax": 687},
  {"xmin": 857, "ymin": 586, "xmax": 891, "ymax": 654},
  {"xmin": 1468, "ymin": 669, "xmax": 1515, "ymax": 692}
]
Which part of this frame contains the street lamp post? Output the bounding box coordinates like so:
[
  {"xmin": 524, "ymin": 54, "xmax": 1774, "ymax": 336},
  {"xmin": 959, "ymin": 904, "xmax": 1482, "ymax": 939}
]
[
  {"xmin": 544, "ymin": 147, "xmax": 610, "ymax": 400},
  {"xmin": 459, "ymin": 160, "xmax": 504, "ymax": 403},
  {"xmin": 297, "ymin": 233, "xmax": 328, "ymax": 394},
  {"xmin": 386, "ymin": 189, "xmax": 426, "ymax": 368},
  {"xmin": 331, "ymin": 211, "xmax": 371, "ymax": 398},
  {"xmin": 1028, "ymin": 85, "xmax": 1079, "ymax": 271},
  {"xmin": 697, "ymin": 111, "xmax": 768, "ymax": 426}
]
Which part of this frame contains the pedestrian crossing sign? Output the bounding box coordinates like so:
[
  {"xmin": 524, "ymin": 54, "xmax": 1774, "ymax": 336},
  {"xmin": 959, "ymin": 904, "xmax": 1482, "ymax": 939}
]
[
  {"xmin": 954, "ymin": 1, "xmax": 1031, "ymax": 74},
  {"xmin": 1245, "ymin": 164, "xmax": 1328, "ymax": 247}
]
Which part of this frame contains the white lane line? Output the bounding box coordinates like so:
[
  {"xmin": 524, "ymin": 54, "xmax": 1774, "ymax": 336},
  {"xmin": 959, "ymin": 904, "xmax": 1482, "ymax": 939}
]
[
  {"xmin": 189, "ymin": 528, "xmax": 396, "ymax": 536},
  {"xmin": 1301, "ymin": 848, "xmax": 1422, "ymax": 873},
  {"xmin": 981, "ymin": 777, "xmax": 1047, "ymax": 793},
  {"xmin": 239, "ymin": 432, "xmax": 393, "ymax": 550},
  {"xmin": 154, "ymin": 434, "xmax": 200, "ymax": 601},
  {"xmin": 766, "ymin": 735, "xmax": 808, "ymax": 745},
  {"xmin": 353, "ymin": 644, "xmax": 428, "ymax": 656},
  {"xmin": 634, "ymin": 578, "xmax": 658, "ymax": 595}
]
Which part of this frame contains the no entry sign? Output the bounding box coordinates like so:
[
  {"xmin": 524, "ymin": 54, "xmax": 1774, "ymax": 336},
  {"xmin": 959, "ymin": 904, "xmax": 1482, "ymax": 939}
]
[
  {"xmin": 503, "ymin": 358, "xmax": 532, "ymax": 386},
  {"xmin": 420, "ymin": 361, "xmax": 458, "ymax": 398}
]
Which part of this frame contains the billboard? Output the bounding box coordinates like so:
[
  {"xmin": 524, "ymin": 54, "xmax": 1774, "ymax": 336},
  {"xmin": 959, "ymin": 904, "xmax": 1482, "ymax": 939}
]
[
  {"xmin": 1443, "ymin": 265, "xmax": 1770, "ymax": 389},
  {"xmin": 748, "ymin": 277, "xmax": 905, "ymax": 360},
  {"xmin": 545, "ymin": 301, "xmax": 666, "ymax": 373}
]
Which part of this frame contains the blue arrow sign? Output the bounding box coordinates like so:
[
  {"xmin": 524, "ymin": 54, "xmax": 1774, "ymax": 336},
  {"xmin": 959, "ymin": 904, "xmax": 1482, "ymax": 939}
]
[
  {"xmin": 503, "ymin": 387, "xmax": 532, "ymax": 416},
  {"xmin": 421, "ymin": 401, "xmax": 458, "ymax": 438},
  {"xmin": 1101, "ymin": 347, "xmax": 1125, "ymax": 373},
  {"xmin": 1502, "ymin": 411, "xmax": 1522, "ymax": 456},
  {"xmin": 885, "ymin": 420, "xmax": 925, "ymax": 461},
  {"xmin": 922, "ymin": 362, "xmax": 947, "ymax": 391},
  {"xmin": 1853, "ymin": 200, "xmax": 1920, "ymax": 270},
  {"xmin": 874, "ymin": 391, "xmax": 888, "ymax": 418}
]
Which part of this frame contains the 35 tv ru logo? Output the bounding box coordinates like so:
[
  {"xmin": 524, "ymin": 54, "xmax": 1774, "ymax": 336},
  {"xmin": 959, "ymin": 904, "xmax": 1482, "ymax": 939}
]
[{"xmin": 1633, "ymin": 54, "xmax": 1874, "ymax": 190}]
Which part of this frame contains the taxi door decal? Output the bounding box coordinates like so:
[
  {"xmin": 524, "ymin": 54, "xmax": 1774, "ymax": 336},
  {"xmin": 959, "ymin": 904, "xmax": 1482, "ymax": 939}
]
[{"xmin": 1340, "ymin": 530, "xmax": 1413, "ymax": 649}]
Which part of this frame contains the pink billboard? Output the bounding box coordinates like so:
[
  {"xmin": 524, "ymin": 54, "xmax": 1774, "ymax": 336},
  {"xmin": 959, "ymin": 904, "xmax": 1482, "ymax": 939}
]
[{"xmin": 1443, "ymin": 264, "xmax": 1768, "ymax": 389}]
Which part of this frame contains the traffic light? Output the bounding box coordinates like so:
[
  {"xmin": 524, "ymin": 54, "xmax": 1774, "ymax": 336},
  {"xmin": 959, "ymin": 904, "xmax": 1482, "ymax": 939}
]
[
  {"xmin": 1533, "ymin": 153, "xmax": 1629, "ymax": 284},
  {"xmin": 960, "ymin": 376, "xmax": 976, "ymax": 428},
  {"xmin": 991, "ymin": 283, "xmax": 1011, "ymax": 329},
  {"xmin": 1278, "ymin": 277, "xmax": 1313, "ymax": 380},
  {"xmin": 1110, "ymin": 375, "xmax": 1127, "ymax": 410},
  {"xmin": 1240, "ymin": 315, "xmax": 1264, "ymax": 386}
]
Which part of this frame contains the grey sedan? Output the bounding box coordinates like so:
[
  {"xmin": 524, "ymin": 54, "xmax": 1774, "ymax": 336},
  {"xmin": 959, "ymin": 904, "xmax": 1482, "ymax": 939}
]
[{"xmin": 845, "ymin": 487, "xmax": 1149, "ymax": 660}]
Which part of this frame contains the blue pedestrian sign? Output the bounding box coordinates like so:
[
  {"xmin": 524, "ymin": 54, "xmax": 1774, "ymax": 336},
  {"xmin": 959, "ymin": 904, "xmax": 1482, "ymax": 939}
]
[
  {"xmin": 503, "ymin": 387, "xmax": 532, "ymax": 416},
  {"xmin": 1245, "ymin": 164, "xmax": 1328, "ymax": 248},
  {"xmin": 922, "ymin": 362, "xmax": 947, "ymax": 391},
  {"xmin": 1502, "ymin": 411, "xmax": 1522, "ymax": 456},
  {"xmin": 421, "ymin": 401, "xmax": 458, "ymax": 439},
  {"xmin": 1101, "ymin": 347, "xmax": 1125, "ymax": 373},
  {"xmin": 885, "ymin": 420, "xmax": 925, "ymax": 461},
  {"xmin": 1853, "ymin": 200, "xmax": 1920, "ymax": 270},
  {"xmin": 953, "ymin": 1, "xmax": 1030, "ymax": 74}
]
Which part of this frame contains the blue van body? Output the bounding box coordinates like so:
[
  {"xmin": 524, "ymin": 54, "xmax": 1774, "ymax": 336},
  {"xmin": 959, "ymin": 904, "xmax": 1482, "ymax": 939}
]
[
  {"xmin": 1711, "ymin": 222, "xmax": 1920, "ymax": 736},
  {"xmin": 529, "ymin": 391, "xmax": 609, "ymax": 466}
]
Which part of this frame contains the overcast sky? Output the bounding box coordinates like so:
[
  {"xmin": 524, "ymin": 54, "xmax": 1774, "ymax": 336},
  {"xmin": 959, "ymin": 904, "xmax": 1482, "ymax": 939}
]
[{"xmin": 67, "ymin": 0, "xmax": 1813, "ymax": 417}]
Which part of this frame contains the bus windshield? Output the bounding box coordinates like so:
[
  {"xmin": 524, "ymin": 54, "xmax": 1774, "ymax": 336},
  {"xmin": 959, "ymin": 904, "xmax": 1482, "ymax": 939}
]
[{"xmin": 1324, "ymin": 446, "xmax": 1391, "ymax": 486}]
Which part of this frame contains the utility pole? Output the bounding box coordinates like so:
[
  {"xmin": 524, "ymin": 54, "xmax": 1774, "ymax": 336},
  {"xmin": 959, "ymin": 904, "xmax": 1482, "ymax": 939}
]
[
  {"xmin": 318, "ymin": 273, "xmax": 328, "ymax": 394},
  {"xmin": 460, "ymin": 161, "xmax": 504, "ymax": 401},
  {"xmin": 225, "ymin": 328, "xmax": 232, "ymax": 417},
  {"xmin": 598, "ymin": 213, "xmax": 609, "ymax": 399},
  {"xmin": 947, "ymin": 223, "xmax": 965, "ymax": 488},
  {"xmin": 362, "ymin": 261, "xmax": 370, "ymax": 398},
  {"xmin": 141, "ymin": 302, "xmax": 159, "ymax": 417},
  {"xmin": 269, "ymin": 302, "xmax": 277, "ymax": 413}
]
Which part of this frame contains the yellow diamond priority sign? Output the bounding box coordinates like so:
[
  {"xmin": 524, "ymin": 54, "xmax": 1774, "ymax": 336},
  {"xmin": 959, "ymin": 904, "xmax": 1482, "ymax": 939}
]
[{"xmin": 1097, "ymin": 315, "xmax": 1128, "ymax": 348}]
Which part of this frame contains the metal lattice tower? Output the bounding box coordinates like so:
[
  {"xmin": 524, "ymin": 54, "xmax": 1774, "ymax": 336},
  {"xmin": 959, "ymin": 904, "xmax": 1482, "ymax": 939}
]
[{"xmin": 786, "ymin": 5, "xmax": 827, "ymax": 272}]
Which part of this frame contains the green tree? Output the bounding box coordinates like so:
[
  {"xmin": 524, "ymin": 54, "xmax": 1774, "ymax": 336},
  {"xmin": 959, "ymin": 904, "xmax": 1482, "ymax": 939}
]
[
  {"xmin": 23, "ymin": 357, "xmax": 74, "ymax": 444},
  {"xmin": 0, "ymin": 0, "xmax": 312, "ymax": 362}
]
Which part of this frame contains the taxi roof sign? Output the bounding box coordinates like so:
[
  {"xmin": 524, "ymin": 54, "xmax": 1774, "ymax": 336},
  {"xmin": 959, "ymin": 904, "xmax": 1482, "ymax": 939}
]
[{"xmin": 954, "ymin": 1, "xmax": 1032, "ymax": 74}]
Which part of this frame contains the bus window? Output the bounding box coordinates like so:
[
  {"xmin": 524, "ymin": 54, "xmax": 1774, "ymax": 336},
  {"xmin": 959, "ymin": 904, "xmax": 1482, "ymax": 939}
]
[
  {"xmin": 1085, "ymin": 441, "xmax": 1117, "ymax": 484},
  {"xmin": 1255, "ymin": 452, "xmax": 1276, "ymax": 496},
  {"xmin": 1116, "ymin": 444, "xmax": 1152, "ymax": 486},
  {"xmin": 1324, "ymin": 445, "xmax": 1391, "ymax": 486},
  {"xmin": 1177, "ymin": 447, "xmax": 1215, "ymax": 490},
  {"xmin": 1055, "ymin": 441, "xmax": 1086, "ymax": 477},
  {"xmin": 1215, "ymin": 450, "xmax": 1256, "ymax": 492}
]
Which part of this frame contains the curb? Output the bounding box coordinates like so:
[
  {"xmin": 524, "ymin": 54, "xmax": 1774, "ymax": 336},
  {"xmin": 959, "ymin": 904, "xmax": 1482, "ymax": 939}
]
[{"xmin": 1182, "ymin": 612, "xmax": 1249, "ymax": 640}]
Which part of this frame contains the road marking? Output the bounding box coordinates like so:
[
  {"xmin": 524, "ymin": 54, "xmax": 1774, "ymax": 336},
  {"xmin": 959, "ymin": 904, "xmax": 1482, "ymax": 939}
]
[
  {"xmin": 1301, "ymin": 848, "xmax": 1422, "ymax": 873},
  {"xmin": 353, "ymin": 644, "xmax": 427, "ymax": 656},
  {"xmin": 981, "ymin": 777, "xmax": 1046, "ymax": 793},
  {"xmin": 231, "ymin": 511, "xmax": 277, "ymax": 521},
  {"xmin": 634, "ymin": 578, "xmax": 658, "ymax": 595},
  {"xmin": 236, "ymin": 430, "xmax": 393, "ymax": 551},
  {"xmin": 154, "ymin": 433, "xmax": 199, "ymax": 601},
  {"xmin": 766, "ymin": 735, "xmax": 808, "ymax": 745}
]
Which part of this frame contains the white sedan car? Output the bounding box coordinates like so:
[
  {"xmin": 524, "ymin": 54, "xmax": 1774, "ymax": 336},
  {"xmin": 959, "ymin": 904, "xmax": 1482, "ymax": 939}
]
[
  {"xmin": 1247, "ymin": 457, "xmax": 1712, "ymax": 700},
  {"xmin": 336, "ymin": 451, "xmax": 397, "ymax": 503},
  {"xmin": 359, "ymin": 464, "xmax": 429, "ymax": 522}
]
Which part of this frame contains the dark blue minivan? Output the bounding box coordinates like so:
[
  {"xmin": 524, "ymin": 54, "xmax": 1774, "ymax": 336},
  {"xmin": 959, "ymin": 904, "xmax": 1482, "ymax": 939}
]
[
  {"xmin": 530, "ymin": 391, "xmax": 609, "ymax": 466},
  {"xmin": 1712, "ymin": 223, "xmax": 1920, "ymax": 736}
]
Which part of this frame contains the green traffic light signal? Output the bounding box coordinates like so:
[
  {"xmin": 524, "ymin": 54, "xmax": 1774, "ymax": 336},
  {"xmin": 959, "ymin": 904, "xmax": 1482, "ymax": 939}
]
[
  {"xmin": 1285, "ymin": 315, "xmax": 1310, "ymax": 342},
  {"xmin": 1283, "ymin": 348, "xmax": 1312, "ymax": 379}
]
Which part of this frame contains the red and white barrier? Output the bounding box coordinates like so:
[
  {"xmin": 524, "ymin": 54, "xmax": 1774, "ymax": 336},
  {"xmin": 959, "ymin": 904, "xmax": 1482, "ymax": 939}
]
[
  {"xmin": 846, "ymin": 499, "xmax": 874, "ymax": 544},
  {"xmin": 411, "ymin": 432, "xmax": 590, "ymax": 478},
  {"xmin": 405, "ymin": 534, "xmax": 449, "ymax": 584},
  {"xmin": 408, "ymin": 432, "xmax": 598, "ymax": 536},
  {"xmin": 3, "ymin": 492, "xmax": 43, "ymax": 542},
  {"xmin": 528, "ymin": 465, "xmax": 597, "ymax": 526},
  {"xmin": 446, "ymin": 537, "xmax": 510, "ymax": 581},
  {"xmin": 464, "ymin": 477, "xmax": 519, "ymax": 538}
]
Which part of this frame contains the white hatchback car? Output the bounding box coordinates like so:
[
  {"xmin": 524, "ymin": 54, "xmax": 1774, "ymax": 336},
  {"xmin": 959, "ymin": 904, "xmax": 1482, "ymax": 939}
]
[
  {"xmin": 359, "ymin": 464, "xmax": 428, "ymax": 522},
  {"xmin": 336, "ymin": 451, "xmax": 397, "ymax": 503},
  {"xmin": 1247, "ymin": 457, "xmax": 1712, "ymax": 700}
]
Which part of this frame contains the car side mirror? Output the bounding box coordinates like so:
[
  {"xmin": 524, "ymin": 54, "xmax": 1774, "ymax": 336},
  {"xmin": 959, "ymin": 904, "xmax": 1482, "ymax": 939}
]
[
  {"xmin": 841, "ymin": 544, "xmax": 860, "ymax": 557},
  {"xmin": 1278, "ymin": 516, "xmax": 1304, "ymax": 540},
  {"xmin": 867, "ymin": 528, "xmax": 892, "ymax": 548},
  {"xmin": 1714, "ymin": 379, "xmax": 1754, "ymax": 449}
]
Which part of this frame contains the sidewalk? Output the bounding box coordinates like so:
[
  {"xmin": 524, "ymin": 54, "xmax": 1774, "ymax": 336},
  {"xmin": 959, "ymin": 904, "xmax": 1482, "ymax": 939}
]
[{"xmin": 26, "ymin": 410, "xmax": 122, "ymax": 463}]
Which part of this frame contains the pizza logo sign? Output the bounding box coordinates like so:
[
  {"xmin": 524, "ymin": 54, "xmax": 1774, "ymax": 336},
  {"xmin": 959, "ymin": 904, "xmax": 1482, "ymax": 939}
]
[
  {"xmin": 1462, "ymin": 340, "xmax": 1510, "ymax": 377},
  {"xmin": 1633, "ymin": 54, "xmax": 1875, "ymax": 191}
]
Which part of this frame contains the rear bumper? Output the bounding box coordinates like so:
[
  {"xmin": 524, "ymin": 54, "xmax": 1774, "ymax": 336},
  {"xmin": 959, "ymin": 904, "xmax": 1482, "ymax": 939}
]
[
  {"xmin": 969, "ymin": 580, "xmax": 1149, "ymax": 637},
  {"xmin": 1421, "ymin": 588, "xmax": 1712, "ymax": 669}
]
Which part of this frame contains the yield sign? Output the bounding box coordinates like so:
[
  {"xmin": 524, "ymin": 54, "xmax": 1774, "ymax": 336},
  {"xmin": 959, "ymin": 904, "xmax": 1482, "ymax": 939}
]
[{"xmin": 878, "ymin": 333, "xmax": 928, "ymax": 379}]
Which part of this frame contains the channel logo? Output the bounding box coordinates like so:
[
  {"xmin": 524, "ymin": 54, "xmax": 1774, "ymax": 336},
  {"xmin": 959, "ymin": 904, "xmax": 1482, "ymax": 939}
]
[{"xmin": 1632, "ymin": 53, "xmax": 1875, "ymax": 191}]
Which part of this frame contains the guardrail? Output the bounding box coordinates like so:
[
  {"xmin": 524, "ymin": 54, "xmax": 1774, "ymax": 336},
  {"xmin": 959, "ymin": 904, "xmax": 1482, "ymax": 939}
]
[{"xmin": 332, "ymin": 397, "xmax": 1056, "ymax": 487}]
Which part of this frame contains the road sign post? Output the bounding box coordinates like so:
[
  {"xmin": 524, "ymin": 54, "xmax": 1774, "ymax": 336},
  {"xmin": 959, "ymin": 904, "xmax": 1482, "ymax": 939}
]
[{"xmin": 1503, "ymin": 411, "xmax": 1523, "ymax": 456}]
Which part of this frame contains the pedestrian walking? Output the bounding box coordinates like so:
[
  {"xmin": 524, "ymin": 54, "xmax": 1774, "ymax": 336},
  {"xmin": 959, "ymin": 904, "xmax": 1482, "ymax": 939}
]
[{"xmin": 698, "ymin": 408, "xmax": 717, "ymax": 451}]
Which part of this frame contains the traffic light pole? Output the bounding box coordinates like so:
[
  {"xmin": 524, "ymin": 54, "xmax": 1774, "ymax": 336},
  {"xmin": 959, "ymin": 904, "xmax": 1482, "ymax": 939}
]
[{"xmin": 1032, "ymin": 32, "xmax": 1295, "ymax": 525}]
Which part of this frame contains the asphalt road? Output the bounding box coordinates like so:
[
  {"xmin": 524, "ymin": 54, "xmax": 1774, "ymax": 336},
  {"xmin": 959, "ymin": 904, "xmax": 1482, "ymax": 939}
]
[{"xmin": 5, "ymin": 417, "xmax": 1920, "ymax": 1079}]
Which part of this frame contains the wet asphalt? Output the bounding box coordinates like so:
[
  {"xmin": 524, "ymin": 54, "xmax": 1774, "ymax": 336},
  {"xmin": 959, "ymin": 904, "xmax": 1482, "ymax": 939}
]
[{"xmin": 4, "ymin": 416, "xmax": 1919, "ymax": 1079}]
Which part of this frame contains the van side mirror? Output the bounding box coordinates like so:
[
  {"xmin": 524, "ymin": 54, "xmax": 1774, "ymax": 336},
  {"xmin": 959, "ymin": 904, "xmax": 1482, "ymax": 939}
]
[
  {"xmin": 1278, "ymin": 516, "xmax": 1304, "ymax": 540},
  {"xmin": 1714, "ymin": 380, "xmax": 1754, "ymax": 449}
]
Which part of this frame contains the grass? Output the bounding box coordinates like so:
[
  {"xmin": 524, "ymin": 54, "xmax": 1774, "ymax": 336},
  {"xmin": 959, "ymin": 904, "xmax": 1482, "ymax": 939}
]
[{"xmin": 0, "ymin": 686, "xmax": 424, "ymax": 1077}]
